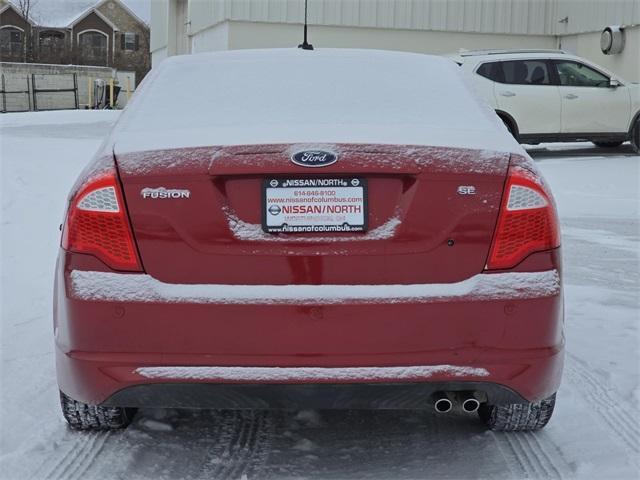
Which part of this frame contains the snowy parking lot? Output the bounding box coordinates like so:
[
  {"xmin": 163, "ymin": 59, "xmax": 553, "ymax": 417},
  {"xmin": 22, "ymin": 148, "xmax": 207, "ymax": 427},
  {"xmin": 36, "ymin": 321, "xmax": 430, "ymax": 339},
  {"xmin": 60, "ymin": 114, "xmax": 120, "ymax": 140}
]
[{"xmin": 1, "ymin": 111, "xmax": 638, "ymax": 479}]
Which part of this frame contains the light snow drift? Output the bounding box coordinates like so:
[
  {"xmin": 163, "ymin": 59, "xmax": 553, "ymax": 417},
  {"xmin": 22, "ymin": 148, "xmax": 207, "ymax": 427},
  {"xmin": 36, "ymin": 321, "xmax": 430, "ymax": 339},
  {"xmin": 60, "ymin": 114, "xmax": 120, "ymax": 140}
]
[
  {"xmin": 136, "ymin": 365, "xmax": 490, "ymax": 382},
  {"xmin": 69, "ymin": 269, "xmax": 560, "ymax": 305}
]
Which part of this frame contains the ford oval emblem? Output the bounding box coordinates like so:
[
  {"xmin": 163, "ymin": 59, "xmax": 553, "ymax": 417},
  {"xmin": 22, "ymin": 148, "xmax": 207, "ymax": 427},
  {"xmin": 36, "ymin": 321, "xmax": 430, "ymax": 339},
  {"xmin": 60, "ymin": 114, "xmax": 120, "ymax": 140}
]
[{"xmin": 291, "ymin": 150, "xmax": 337, "ymax": 168}]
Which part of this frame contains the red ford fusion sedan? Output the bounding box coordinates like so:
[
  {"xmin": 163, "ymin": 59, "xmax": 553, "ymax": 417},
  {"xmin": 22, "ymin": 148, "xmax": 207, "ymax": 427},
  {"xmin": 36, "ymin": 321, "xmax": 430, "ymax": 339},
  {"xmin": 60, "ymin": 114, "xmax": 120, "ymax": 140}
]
[{"xmin": 55, "ymin": 49, "xmax": 563, "ymax": 431}]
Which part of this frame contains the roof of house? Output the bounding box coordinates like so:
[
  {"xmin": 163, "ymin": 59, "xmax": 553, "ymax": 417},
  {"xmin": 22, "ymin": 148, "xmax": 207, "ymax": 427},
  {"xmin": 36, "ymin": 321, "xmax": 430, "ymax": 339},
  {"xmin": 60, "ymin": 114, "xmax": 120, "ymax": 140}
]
[
  {"xmin": 0, "ymin": 1, "xmax": 34, "ymax": 24},
  {"xmin": 7, "ymin": 0, "xmax": 148, "ymax": 28}
]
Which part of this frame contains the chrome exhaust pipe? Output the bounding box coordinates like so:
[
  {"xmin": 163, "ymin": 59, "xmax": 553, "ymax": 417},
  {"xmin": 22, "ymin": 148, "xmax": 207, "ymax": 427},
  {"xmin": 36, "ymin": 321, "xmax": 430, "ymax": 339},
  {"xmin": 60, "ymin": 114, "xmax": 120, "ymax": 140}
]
[
  {"xmin": 462, "ymin": 398, "xmax": 480, "ymax": 413},
  {"xmin": 459, "ymin": 393, "xmax": 480, "ymax": 413},
  {"xmin": 433, "ymin": 392, "xmax": 453, "ymax": 413}
]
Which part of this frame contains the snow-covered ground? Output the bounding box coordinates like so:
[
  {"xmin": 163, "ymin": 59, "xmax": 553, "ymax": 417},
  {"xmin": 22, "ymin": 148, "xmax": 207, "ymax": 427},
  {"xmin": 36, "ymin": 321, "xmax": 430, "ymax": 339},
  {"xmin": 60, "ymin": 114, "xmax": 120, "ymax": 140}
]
[{"xmin": 1, "ymin": 111, "xmax": 638, "ymax": 479}]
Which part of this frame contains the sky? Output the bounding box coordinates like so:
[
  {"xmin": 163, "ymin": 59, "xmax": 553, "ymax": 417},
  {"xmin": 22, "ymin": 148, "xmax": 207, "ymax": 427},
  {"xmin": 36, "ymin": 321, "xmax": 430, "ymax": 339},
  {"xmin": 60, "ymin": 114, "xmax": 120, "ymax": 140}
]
[{"xmin": 121, "ymin": 0, "xmax": 150, "ymax": 22}]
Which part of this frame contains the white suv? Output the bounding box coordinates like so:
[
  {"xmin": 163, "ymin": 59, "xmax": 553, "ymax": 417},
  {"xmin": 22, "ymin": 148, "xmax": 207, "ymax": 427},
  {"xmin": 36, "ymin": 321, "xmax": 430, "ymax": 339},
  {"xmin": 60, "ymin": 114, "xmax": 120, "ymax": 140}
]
[{"xmin": 453, "ymin": 49, "xmax": 640, "ymax": 151}]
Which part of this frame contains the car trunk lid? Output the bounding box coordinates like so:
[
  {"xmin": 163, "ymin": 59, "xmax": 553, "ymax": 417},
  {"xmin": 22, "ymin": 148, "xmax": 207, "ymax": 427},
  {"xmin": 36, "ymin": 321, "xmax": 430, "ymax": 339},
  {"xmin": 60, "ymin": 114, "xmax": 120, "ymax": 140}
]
[{"xmin": 115, "ymin": 143, "xmax": 509, "ymax": 285}]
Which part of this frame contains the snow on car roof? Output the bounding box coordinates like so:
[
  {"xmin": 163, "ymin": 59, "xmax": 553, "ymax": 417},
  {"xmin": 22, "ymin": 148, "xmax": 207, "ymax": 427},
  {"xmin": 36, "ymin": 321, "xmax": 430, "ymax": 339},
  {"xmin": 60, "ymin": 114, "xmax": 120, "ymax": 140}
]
[{"xmin": 112, "ymin": 48, "xmax": 523, "ymax": 155}]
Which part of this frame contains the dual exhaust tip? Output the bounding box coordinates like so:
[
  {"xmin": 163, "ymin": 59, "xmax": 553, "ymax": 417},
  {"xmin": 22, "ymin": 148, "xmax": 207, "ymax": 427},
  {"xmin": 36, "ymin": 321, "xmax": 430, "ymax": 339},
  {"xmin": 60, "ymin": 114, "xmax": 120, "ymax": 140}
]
[{"xmin": 433, "ymin": 392, "xmax": 480, "ymax": 414}]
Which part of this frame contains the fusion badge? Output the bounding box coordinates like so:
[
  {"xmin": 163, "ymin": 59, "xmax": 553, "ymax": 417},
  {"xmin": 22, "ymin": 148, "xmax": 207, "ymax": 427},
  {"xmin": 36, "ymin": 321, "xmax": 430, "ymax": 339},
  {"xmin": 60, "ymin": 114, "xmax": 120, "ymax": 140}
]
[{"xmin": 141, "ymin": 187, "xmax": 190, "ymax": 199}]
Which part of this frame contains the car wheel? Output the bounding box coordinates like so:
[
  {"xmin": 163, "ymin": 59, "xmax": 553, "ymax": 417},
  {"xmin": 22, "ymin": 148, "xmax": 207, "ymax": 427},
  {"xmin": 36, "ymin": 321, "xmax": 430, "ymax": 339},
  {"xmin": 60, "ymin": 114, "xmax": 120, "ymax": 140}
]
[
  {"xmin": 500, "ymin": 117, "xmax": 516, "ymax": 138},
  {"xmin": 592, "ymin": 141, "xmax": 624, "ymax": 148},
  {"xmin": 60, "ymin": 391, "xmax": 136, "ymax": 430},
  {"xmin": 478, "ymin": 393, "xmax": 556, "ymax": 431},
  {"xmin": 632, "ymin": 119, "xmax": 640, "ymax": 153}
]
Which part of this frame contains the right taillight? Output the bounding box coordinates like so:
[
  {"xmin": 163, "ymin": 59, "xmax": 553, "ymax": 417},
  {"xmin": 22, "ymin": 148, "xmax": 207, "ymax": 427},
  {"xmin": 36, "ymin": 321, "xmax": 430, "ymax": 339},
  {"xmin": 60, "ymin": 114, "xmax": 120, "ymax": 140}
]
[
  {"xmin": 486, "ymin": 165, "xmax": 560, "ymax": 270},
  {"xmin": 61, "ymin": 167, "xmax": 142, "ymax": 272}
]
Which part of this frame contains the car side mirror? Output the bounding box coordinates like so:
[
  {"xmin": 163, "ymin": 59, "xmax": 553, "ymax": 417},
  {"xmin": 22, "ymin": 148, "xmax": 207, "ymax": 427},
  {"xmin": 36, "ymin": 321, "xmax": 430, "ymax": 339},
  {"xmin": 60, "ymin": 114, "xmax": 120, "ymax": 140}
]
[{"xmin": 609, "ymin": 79, "xmax": 622, "ymax": 88}]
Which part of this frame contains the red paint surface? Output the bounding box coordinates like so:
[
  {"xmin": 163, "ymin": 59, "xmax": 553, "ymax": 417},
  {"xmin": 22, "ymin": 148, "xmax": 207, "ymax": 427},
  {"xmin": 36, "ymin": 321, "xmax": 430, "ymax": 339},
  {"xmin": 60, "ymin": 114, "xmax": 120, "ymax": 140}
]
[{"xmin": 55, "ymin": 145, "xmax": 563, "ymax": 406}]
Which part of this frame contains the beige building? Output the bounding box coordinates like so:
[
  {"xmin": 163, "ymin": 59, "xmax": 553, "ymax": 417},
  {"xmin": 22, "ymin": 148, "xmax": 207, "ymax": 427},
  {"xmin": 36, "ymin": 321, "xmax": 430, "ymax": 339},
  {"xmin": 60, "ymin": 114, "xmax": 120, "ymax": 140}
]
[{"xmin": 150, "ymin": 0, "xmax": 640, "ymax": 82}]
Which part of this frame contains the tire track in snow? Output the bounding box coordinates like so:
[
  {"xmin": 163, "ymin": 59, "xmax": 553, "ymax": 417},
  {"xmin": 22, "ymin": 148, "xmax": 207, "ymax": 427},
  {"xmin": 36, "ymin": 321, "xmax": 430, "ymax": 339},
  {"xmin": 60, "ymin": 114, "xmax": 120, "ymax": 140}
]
[
  {"xmin": 30, "ymin": 431, "xmax": 110, "ymax": 480},
  {"xmin": 63, "ymin": 431, "xmax": 113, "ymax": 480},
  {"xmin": 503, "ymin": 432, "xmax": 545, "ymax": 478},
  {"xmin": 201, "ymin": 410, "xmax": 271, "ymax": 480},
  {"xmin": 492, "ymin": 429, "xmax": 571, "ymax": 479},
  {"xmin": 490, "ymin": 431, "xmax": 524, "ymax": 478},
  {"xmin": 515, "ymin": 433, "xmax": 551, "ymax": 478},
  {"xmin": 565, "ymin": 354, "xmax": 640, "ymax": 465},
  {"xmin": 527, "ymin": 432, "xmax": 566, "ymax": 479},
  {"xmin": 29, "ymin": 432, "xmax": 95, "ymax": 480},
  {"xmin": 226, "ymin": 411, "xmax": 267, "ymax": 480},
  {"xmin": 491, "ymin": 432, "xmax": 531, "ymax": 478},
  {"xmin": 109, "ymin": 411, "xmax": 229, "ymax": 480}
]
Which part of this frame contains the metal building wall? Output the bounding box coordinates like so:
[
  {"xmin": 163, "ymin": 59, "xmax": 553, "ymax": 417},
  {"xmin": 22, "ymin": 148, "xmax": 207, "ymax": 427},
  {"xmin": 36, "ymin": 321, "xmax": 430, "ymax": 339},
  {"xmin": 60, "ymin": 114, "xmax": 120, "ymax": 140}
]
[
  {"xmin": 554, "ymin": 0, "xmax": 640, "ymax": 35},
  {"xmin": 187, "ymin": 0, "xmax": 558, "ymax": 36},
  {"xmin": 180, "ymin": 0, "xmax": 640, "ymax": 40},
  {"xmin": 152, "ymin": 0, "xmax": 640, "ymax": 80},
  {"xmin": 150, "ymin": 0, "xmax": 169, "ymax": 52},
  {"xmin": 161, "ymin": 0, "xmax": 640, "ymax": 51}
]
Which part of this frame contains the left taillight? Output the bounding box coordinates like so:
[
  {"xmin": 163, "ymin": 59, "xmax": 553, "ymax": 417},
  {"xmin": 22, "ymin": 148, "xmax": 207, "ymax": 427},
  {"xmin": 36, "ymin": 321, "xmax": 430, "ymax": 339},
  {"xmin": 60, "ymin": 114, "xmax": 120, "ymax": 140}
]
[{"xmin": 61, "ymin": 167, "xmax": 142, "ymax": 272}]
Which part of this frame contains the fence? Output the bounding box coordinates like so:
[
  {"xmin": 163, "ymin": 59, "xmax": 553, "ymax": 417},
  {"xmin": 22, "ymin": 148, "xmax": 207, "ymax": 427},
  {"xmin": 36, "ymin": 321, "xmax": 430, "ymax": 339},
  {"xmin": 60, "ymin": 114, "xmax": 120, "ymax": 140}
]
[
  {"xmin": 0, "ymin": 63, "xmax": 136, "ymax": 112},
  {"xmin": 0, "ymin": 74, "xmax": 31, "ymax": 113},
  {"xmin": 31, "ymin": 73, "xmax": 79, "ymax": 111}
]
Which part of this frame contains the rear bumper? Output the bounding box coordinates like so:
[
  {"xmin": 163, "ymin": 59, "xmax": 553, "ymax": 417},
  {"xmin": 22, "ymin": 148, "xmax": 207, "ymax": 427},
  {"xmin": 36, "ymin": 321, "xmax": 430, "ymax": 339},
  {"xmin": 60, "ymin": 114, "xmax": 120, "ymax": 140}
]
[
  {"xmin": 101, "ymin": 381, "xmax": 529, "ymax": 410},
  {"xmin": 55, "ymin": 251, "xmax": 564, "ymax": 407},
  {"xmin": 56, "ymin": 346, "xmax": 564, "ymax": 408}
]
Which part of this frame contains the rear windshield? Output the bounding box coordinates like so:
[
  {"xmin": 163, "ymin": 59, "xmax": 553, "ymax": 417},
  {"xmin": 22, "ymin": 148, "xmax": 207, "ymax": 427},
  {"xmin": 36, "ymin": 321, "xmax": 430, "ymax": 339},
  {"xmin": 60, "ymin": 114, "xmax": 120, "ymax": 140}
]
[{"xmin": 113, "ymin": 49, "xmax": 518, "ymax": 153}]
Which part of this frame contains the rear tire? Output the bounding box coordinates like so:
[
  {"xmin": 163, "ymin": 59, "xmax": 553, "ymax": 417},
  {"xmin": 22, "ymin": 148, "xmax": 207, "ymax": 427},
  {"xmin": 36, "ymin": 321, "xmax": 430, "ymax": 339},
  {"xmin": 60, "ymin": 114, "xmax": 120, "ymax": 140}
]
[
  {"xmin": 592, "ymin": 141, "xmax": 624, "ymax": 148},
  {"xmin": 60, "ymin": 391, "xmax": 136, "ymax": 430},
  {"xmin": 478, "ymin": 393, "xmax": 556, "ymax": 431},
  {"xmin": 631, "ymin": 119, "xmax": 640, "ymax": 153}
]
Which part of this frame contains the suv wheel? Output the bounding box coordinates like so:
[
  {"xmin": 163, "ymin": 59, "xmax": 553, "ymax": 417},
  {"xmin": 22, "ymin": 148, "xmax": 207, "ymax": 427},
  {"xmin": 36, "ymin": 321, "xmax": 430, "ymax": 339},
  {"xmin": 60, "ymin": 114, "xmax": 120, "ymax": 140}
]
[
  {"xmin": 592, "ymin": 141, "xmax": 623, "ymax": 148},
  {"xmin": 478, "ymin": 393, "xmax": 556, "ymax": 431},
  {"xmin": 500, "ymin": 117, "xmax": 516, "ymax": 139},
  {"xmin": 60, "ymin": 391, "xmax": 136, "ymax": 430},
  {"xmin": 632, "ymin": 119, "xmax": 640, "ymax": 153}
]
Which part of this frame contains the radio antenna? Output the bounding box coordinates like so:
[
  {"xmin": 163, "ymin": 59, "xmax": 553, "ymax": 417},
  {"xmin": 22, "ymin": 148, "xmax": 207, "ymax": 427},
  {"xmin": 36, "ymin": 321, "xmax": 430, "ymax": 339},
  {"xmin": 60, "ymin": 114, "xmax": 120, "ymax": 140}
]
[{"xmin": 298, "ymin": 0, "xmax": 314, "ymax": 50}]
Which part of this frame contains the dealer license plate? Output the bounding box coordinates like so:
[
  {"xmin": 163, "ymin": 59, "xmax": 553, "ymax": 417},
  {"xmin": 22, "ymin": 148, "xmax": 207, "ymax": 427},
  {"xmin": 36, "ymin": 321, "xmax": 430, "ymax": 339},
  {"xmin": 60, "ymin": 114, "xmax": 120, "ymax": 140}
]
[{"xmin": 263, "ymin": 177, "xmax": 368, "ymax": 234}]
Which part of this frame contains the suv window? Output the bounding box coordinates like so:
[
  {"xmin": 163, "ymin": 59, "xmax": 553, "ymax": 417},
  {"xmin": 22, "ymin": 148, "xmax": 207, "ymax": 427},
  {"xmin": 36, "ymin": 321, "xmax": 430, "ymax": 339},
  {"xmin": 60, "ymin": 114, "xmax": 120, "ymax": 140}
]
[
  {"xmin": 555, "ymin": 61, "xmax": 609, "ymax": 87},
  {"xmin": 476, "ymin": 60, "xmax": 551, "ymax": 85},
  {"xmin": 502, "ymin": 60, "xmax": 551, "ymax": 85},
  {"xmin": 476, "ymin": 62, "xmax": 504, "ymax": 83}
]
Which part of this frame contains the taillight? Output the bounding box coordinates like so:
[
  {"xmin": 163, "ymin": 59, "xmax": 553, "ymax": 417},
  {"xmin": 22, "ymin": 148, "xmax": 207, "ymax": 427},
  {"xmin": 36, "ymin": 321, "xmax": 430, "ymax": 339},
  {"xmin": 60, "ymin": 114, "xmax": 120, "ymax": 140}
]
[
  {"xmin": 61, "ymin": 168, "xmax": 142, "ymax": 271},
  {"xmin": 486, "ymin": 165, "xmax": 560, "ymax": 270}
]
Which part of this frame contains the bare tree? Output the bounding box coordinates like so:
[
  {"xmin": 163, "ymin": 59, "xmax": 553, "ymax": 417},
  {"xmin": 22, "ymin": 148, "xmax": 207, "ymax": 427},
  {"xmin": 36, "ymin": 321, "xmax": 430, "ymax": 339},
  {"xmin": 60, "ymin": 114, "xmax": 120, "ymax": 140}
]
[
  {"xmin": 14, "ymin": 0, "xmax": 38, "ymax": 62},
  {"xmin": 15, "ymin": 0, "xmax": 38, "ymax": 23}
]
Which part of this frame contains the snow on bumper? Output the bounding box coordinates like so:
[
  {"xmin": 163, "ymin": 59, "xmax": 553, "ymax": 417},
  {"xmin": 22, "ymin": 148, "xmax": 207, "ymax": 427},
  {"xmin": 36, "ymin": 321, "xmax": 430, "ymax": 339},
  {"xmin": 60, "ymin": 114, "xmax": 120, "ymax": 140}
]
[
  {"xmin": 135, "ymin": 365, "xmax": 490, "ymax": 382},
  {"xmin": 68, "ymin": 270, "xmax": 560, "ymax": 305}
]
